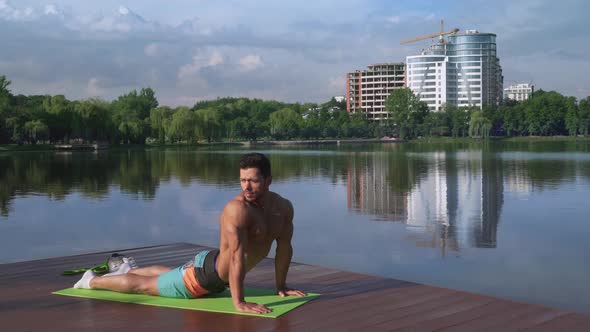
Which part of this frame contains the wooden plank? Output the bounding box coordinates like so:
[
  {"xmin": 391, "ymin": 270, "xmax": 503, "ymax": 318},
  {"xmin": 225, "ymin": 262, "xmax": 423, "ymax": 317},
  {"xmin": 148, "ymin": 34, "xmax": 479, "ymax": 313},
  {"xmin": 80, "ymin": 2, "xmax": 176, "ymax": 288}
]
[
  {"xmin": 436, "ymin": 304, "xmax": 558, "ymax": 332},
  {"xmin": 530, "ymin": 313, "xmax": 590, "ymax": 332},
  {"xmin": 478, "ymin": 308, "xmax": 568, "ymax": 332},
  {"xmin": 391, "ymin": 299, "xmax": 520, "ymax": 332},
  {"xmin": 2, "ymin": 242, "xmax": 589, "ymax": 332},
  {"xmin": 291, "ymin": 286, "xmax": 456, "ymax": 330}
]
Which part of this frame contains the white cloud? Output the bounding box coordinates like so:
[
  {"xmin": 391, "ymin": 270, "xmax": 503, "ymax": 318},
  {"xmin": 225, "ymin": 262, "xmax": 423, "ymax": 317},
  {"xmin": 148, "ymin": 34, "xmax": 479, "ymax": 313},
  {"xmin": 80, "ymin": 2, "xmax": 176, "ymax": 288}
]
[
  {"xmin": 238, "ymin": 54, "xmax": 264, "ymax": 72},
  {"xmin": 386, "ymin": 16, "xmax": 401, "ymax": 24},
  {"xmin": 90, "ymin": 16, "xmax": 127, "ymax": 32},
  {"xmin": 177, "ymin": 49, "xmax": 225, "ymax": 80},
  {"xmin": 0, "ymin": 1, "xmax": 36, "ymax": 21},
  {"xmin": 118, "ymin": 6, "xmax": 130, "ymax": 16},
  {"xmin": 144, "ymin": 43, "xmax": 159, "ymax": 57},
  {"xmin": 208, "ymin": 50, "xmax": 224, "ymax": 66},
  {"xmin": 86, "ymin": 77, "xmax": 103, "ymax": 97},
  {"xmin": 44, "ymin": 4, "xmax": 58, "ymax": 16}
]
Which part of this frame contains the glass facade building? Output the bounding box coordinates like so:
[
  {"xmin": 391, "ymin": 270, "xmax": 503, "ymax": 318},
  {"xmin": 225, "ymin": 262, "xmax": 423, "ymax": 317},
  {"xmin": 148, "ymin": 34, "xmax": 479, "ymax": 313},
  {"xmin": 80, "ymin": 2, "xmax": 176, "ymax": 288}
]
[{"xmin": 406, "ymin": 30, "xmax": 503, "ymax": 111}]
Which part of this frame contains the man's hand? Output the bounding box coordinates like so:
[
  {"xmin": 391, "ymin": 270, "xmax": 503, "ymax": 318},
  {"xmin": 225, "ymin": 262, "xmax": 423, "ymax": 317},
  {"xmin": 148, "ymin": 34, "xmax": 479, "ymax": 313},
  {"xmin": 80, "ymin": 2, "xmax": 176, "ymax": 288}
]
[
  {"xmin": 277, "ymin": 287, "xmax": 306, "ymax": 297},
  {"xmin": 234, "ymin": 301, "xmax": 272, "ymax": 314}
]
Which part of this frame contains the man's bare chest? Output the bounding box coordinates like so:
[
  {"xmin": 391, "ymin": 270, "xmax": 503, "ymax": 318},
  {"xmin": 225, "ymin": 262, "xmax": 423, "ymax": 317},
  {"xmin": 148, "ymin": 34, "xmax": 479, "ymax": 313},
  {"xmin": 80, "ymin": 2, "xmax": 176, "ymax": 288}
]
[{"xmin": 249, "ymin": 208, "xmax": 283, "ymax": 241}]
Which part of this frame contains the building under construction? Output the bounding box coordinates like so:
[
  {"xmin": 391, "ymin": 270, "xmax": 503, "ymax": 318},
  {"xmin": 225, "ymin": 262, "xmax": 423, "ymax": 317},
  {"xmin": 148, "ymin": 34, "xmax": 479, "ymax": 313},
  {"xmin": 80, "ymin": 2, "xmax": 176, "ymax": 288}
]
[
  {"xmin": 403, "ymin": 22, "xmax": 503, "ymax": 111},
  {"xmin": 346, "ymin": 63, "xmax": 406, "ymax": 120}
]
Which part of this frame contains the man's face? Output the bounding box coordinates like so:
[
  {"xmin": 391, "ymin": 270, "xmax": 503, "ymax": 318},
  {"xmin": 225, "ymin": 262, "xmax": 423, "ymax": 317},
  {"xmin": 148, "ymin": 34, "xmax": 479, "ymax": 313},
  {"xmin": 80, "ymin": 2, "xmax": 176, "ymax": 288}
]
[{"xmin": 240, "ymin": 168, "xmax": 271, "ymax": 202}]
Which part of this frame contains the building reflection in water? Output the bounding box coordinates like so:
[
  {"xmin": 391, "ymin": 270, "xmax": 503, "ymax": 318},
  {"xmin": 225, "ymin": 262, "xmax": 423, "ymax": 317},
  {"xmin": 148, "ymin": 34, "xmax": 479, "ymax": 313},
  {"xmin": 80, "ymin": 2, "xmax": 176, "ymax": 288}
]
[{"xmin": 347, "ymin": 150, "xmax": 504, "ymax": 254}]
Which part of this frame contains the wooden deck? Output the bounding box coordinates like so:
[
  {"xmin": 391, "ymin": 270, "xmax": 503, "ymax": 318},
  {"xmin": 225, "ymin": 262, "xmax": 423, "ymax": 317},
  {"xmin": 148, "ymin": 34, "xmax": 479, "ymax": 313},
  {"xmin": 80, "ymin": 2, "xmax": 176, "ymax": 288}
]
[{"xmin": 2, "ymin": 243, "xmax": 589, "ymax": 331}]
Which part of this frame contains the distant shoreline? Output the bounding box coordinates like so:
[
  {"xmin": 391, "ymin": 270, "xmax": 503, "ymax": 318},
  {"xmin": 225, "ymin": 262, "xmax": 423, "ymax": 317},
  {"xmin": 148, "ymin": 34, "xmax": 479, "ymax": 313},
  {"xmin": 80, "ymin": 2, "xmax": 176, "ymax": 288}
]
[
  {"xmin": 2, "ymin": 136, "xmax": 590, "ymax": 152},
  {"xmin": 243, "ymin": 138, "xmax": 402, "ymax": 146}
]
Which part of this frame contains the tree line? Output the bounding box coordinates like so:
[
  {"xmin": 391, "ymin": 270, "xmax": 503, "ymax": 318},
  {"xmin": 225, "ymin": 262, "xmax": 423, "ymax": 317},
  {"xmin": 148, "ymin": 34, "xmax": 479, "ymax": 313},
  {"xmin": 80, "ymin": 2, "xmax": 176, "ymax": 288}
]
[
  {"xmin": 0, "ymin": 74, "xmax": 366, "ymax": 145},
  {"xmin": 1, "ymin": 74, "xmax": 590, "ymax": 145},
  {"xmin": 385, "ymin": 87, "xmax": 590, "ymax": 139}
]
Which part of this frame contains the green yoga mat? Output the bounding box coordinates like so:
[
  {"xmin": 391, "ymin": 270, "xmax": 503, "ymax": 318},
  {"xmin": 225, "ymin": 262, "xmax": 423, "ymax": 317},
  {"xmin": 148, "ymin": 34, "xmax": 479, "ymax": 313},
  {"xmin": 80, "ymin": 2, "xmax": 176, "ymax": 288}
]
[{"xmin": 53, "ymin": 288, "xmax": 319, "ymax": 318}]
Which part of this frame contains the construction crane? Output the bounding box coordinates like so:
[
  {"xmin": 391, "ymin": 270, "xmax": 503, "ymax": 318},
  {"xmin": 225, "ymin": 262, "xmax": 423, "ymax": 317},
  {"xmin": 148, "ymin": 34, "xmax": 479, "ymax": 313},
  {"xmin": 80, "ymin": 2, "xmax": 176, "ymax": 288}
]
[{"xmin": 400, "ymin": 19, "xmax": 459, "ymax": 45}]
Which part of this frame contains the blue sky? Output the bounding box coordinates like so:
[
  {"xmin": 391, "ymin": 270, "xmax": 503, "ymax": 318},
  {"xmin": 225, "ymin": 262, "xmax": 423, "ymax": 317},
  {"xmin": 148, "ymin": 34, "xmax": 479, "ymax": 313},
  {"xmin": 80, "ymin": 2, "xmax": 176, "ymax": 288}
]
[{"xmin": 1, "ymin": 0, "xmax": 588, "ymax": 107}]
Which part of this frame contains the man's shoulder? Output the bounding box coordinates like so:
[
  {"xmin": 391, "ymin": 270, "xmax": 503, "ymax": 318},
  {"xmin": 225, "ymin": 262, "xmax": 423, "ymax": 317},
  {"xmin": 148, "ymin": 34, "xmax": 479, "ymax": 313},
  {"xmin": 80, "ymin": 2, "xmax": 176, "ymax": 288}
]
[
  {"xmin": 222, "ymin": 197, "xmax": 249, "ymax": 224},
  {"xmin": 270, "ymin": 192, "xmax": 292, "ymax": 208},
  {"xmin": 226, "ymin": 194, "xmax": 245, "ymax": 206},
  {"xmin": 270, "ymin": 192, "xmax": 293, "ymax": 218}
]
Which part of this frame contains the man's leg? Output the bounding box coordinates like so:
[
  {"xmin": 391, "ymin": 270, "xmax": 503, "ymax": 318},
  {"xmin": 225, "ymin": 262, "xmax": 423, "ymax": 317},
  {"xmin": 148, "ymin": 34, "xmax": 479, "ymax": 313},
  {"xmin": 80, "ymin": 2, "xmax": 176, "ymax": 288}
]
[
  {"xmin": 89, "ymin": 273, "xmax": 160, "ymax": 296},
  {"xmin": 128, "ymin": 265, "xmax": 171, "ymax": 277}
]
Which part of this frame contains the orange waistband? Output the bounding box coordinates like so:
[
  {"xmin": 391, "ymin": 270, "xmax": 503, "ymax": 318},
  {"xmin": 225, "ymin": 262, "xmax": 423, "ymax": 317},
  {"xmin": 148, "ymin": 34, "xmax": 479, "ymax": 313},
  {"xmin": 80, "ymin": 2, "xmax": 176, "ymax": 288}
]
[{"xmin": 182, "ymin": 267, "xmax": 209, "ymax": 298}]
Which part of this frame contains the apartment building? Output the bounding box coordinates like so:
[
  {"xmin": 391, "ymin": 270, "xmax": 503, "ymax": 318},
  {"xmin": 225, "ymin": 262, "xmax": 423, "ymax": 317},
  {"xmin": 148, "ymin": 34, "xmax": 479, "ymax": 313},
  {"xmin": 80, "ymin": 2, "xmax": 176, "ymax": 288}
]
[
  {"xmin": 346, "ymin": 62, "xmax": 406, "ymax": 120},
  {"xmin": 504, "ymin": 83, "xmax": 534, "ymax": 101}
]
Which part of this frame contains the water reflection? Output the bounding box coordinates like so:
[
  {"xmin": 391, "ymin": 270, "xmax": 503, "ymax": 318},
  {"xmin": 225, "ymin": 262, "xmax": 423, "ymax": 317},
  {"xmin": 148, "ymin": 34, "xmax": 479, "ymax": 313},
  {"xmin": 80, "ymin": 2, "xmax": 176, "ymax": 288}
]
[
  {"xmin": 1, "ymin": 143, "xmax": 589, "ymax": 222},
  {"xmin": 346, "ymin": 149, "xmax": 504, "ymax": 253}
]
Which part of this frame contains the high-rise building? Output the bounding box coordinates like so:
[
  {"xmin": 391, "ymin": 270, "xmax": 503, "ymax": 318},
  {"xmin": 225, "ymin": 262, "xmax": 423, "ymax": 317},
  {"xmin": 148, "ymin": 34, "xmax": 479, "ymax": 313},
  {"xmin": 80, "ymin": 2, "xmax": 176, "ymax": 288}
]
[
  {"xmin": 406, "ymin": 30, "xmax": 503, "ymax": 111},
  {"xmin": 504, "ymin": 83, "xmax": 534, "ymax": 101},
  {"xmin": 346, "ymin": 62, "xmax": 405, "ymax": 120}
]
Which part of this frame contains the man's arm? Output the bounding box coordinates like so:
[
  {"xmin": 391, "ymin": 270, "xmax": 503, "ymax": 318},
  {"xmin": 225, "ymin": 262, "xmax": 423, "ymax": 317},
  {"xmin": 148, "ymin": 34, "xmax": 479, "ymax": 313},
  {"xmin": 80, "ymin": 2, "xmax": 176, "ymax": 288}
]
[
  {"xmin": 223, "ymin": 202, "xmax": 271, "ymax": 314},
  {"xmin": 275, "ymin": 200, "xmax": 305, "ymax": 297}
]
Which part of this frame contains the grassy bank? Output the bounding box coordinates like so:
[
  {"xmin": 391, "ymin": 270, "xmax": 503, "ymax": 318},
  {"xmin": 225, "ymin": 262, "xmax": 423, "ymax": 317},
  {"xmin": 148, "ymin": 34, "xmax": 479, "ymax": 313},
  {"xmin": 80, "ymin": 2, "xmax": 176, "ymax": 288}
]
[
  {"xmin": 410, "ymin": 137, "xmax": 473, "ymax": 143},
  {"xmin": 411, "ymin": 136, "xmax": 590, "ymax": 143},
  {"xmin": 501, "ymin": 136, "xmax": 590, "ymax": 142},
  {"xmin": 146, "ymin": 141, "xmax": 243, "ymax": 149},
  {"xmin": 3, "ymin": 136, "xmax": 590, "ymax": 152},
  {"xmin": 0, "ymin": 144, "xmax": 56, "ymax": 152}
]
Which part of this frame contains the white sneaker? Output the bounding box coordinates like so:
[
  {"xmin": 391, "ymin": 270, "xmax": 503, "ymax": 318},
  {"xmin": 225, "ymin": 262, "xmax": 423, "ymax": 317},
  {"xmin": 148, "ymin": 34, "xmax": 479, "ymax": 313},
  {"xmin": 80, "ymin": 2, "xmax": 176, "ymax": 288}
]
[{"xmin": 122, "ymin": 257, "xmax": 138, "ymax": 269}]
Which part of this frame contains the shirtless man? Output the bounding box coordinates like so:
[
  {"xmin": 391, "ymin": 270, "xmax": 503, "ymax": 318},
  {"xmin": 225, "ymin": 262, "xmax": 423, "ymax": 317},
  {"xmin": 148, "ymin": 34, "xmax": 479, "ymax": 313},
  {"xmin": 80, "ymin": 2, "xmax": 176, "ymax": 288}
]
[{"xmin": 73, "ymin": 152, "xmax": 305, "ymax": 314}]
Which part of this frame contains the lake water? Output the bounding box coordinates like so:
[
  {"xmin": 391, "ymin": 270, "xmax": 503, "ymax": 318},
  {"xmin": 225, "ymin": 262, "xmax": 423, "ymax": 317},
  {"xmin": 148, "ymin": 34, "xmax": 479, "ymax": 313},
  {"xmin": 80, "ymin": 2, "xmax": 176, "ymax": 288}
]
[{"xmin": 1, "ymin": 141, "xmax": 590, "ymax": 313}]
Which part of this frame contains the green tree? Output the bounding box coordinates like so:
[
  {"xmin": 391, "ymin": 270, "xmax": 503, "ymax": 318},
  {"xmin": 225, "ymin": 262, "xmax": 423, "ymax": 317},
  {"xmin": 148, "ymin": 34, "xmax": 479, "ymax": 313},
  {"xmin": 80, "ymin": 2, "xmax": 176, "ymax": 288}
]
[
  {"xmin": 0, "ymin": 75, "xmax": 13, "ymax": 143},
  {"xmin": 348, "ymin": 112, "xmax": 370, "ymax": 138},
  {"xmin": 385, "ymin": 88, "xmax": 429, "ymax": 139},
  {"xmin": 5, "ymin": 116, "xmax": 23, "ymax": 144},
  {"xmin": 469, "ymin": 111, "xmax": 492, "ymax": 138},
  {"xmin": 315, "ymin": 108, "xmax": 335, "ymax": 138},
  {"xmin": 195, "ymin": 108, "xmax": 222, "ymax": 142},
  {"xmin": 565, "ymin": 103, "xmax": 579, "ymax": 137},
  {"xmin": 74, "ymin": 98, "xmax": 114, "ymax": 142},
  {"xmin": 227, "ymin": 116, "xmax": 259, "ymax": 141},
  {"xmin": 149, "ymin": 106, "xmax": 174, "ymax": 143},
  {"xmin": 300, "ymin": 111, "xmax": 322, "ymax": 139},
  {"xmin": 578, "ymin": 97, "xmax": 590, "ymax": 136},
  {"xmin": 331, "ymin": 110, "xmax": 352, "ymax": 138},
  {"xmin": 482, "ymin": 105, "xmax": 502, "ymax": 136},
  {"xmin": 23, "ymin": 120, "xmax": 49, "ymax": 144},
  {"xmin": 445, "ymin": 104, "xmax": 471, "ymax": 137},
  {"xmin": 423, "ymin": 111, "xmax": 450, "ymax": 136},
  {"xmin": 0, "ymin": 75, "xmax": 9, "ymax": 94},
  {"xmin": 137, "ymin": 88, "xmax": 159, "ymax": 120},
  {"xmin": 269, "ymin": 108, "xmax": 300, "ymax": 139},
  {"xmin": 523, "ymin": 90, "xmax": 570, "ymax": 136},
  {"xmin": 112, "ymin": 89, "xmax": 157, "ymax": 144},
  {"xmin": 501, "ymin": 101, "xmax": 526, "ymax": 136},
  {"xmin": 167, "ymin": 107, "xmax": 196, "ymax": 142},
  {"xmin": 42, "ymin": 95, "xmax": 74, "ymax": 142}
]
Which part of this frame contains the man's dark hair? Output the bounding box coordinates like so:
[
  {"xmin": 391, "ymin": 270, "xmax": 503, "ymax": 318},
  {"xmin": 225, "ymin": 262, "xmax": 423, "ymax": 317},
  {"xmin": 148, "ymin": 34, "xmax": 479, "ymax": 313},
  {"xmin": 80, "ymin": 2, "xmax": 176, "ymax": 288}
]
[{"xmin": 239, "ymin": 153, "xmax": 271, "ymax": 178}]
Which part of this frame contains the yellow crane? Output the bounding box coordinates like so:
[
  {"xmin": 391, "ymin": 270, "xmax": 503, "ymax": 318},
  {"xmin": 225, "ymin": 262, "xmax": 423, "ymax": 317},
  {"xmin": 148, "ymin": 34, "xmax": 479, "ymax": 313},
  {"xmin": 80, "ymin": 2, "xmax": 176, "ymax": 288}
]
[{"xmin": 400, "ymin": 19, "xmax": 459, "ymax": 45}]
